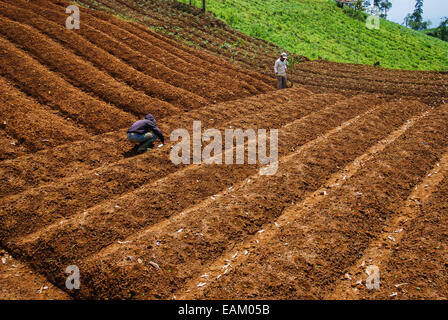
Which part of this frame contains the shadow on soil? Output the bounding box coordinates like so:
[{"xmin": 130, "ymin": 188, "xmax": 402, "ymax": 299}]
[{"xmin": 123, "ymin": 144, "xmax": 141, "ymax": 158}]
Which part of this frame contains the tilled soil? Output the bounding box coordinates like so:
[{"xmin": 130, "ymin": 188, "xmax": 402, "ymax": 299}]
[
  {"xmin": 0, "ymin": 249, "xmax": 69, "ymax": 300},
  {"xmin": 0, "ymin": 0, "xmax": 447, "ymax": 300},
  {"xmin": 194, "ymin": 104, "xmax": 448, "ymax": 299}
]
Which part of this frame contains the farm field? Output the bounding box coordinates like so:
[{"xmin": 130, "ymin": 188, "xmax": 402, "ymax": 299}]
[
  {"xmin": 0, "ymin": 0, "xmax": 448, "ymax": 300},
  {"xmin": 75, "ymin": 0, "xmax": 448, "ymax": 106}
]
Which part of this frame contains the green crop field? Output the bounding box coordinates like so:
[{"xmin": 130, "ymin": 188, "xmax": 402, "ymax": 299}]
[{"xmin": 190, "ymin": 0, "xmax": 448, "ymax": 71}]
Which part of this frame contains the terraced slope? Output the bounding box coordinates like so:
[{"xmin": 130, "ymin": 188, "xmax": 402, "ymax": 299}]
[
  {"xmin": 0, "ymin": 0, "xmax": 272, "ymax": 298},
  {"xmin": 2, "ymin": 81, "xmax": 448, "ymax": 299},
  {"xmin": 0, "ymin": 0, "xmax": 272, "ymax": 158},
  {"xmin": 74, "ymin": 0, "xmax": 448, "ymax": 106}
]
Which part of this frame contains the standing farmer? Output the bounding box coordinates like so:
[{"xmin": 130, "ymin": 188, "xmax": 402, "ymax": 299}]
[
  {"xmin": 274, "ymin": 53, "xmax": 288, "ymax": 89},
  {"xmin": 127, "ymin": 113, "xmax": 164, "ymax": 153}
]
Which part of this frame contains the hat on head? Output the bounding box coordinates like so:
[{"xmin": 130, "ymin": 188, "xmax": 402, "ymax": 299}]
[{"xmin": 281, "ymin": 53, "xmax": 287, "ymax": 58}]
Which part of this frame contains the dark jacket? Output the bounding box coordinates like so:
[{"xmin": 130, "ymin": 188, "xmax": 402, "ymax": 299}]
[{"xmin": 127, "ymin": 114, "xmax": 164, "ymax": 143}]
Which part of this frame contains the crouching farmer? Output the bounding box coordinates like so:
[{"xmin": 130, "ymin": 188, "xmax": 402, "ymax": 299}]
[{"xmin": 127, "ymin": 114, "xmax": 164, "ymax": 153}]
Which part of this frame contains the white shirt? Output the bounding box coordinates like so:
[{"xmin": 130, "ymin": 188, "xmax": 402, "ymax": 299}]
[{"xmin": 274, "ymin": 58, "xmax": 287, "ymax": 76}]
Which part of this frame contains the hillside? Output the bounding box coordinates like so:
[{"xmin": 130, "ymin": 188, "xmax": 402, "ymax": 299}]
[
  {"xmin": 191, "ymin": 0, "xmax": 448, "ymax": 71},
  {"xmin": 74, "ymin": 0, "xmax": 448, "ymax": 106}
]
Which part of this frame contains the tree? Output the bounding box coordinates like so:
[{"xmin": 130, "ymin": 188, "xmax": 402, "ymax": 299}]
[
  {"xmin": 414, "ymin": 0, "xmax": 424, "ymax": 26},
  {"xmin": 378, "ymin": 0, "xmax": 391, "ymax": 18},
  {"xmin": 441, "ymin": 17, "xmax": 448, "ymax": 41},
  {"xmin": 355, "ymin": 0, "xmax": 363, "ymax": 64},
  {"xmin": 357, "ymin": 0, "xmax": 392, "ymax": 19},
  {"xmin": 403, "ymin": 13, "xmax": 412, "ymax": 28},
  {"xmin": 426, "ymin": 17, "xmax": 448, "ymax": 41},
  {"xmin": 404, "ymin": 0, "xmax": 431, "ymax": 30},
  {"xmin": 369, "ymin": 0, "xmax": 391, "ymax": 18}
]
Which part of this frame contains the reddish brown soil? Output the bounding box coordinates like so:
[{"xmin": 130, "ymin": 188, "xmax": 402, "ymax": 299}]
[
  {"xmin": 0, "ymin": 15, "xmax": 178, "ymax": 118},
  {"xmin": 0, "ymin": 130, "xmax": 28, "ymax": 160},
  {"xmin": 1, "ymin": 0, "xmax": 447, "ymax": 300},
  {"xmin": 328, "ymin": 148, "xmax": 448, "ymax": 300},
  {"xmin": 79, "ymin": 0, "xmax": 299, "ymax": 81},
  {"xmin": 193, "ymin": 104, "xmax": 448, "ymax": 300},
  {"xmin": 0, "ymin": 77, "xmax": 89, "ymax": 149},
  {"xmin": 0, "ymin": 248, "xmax": 69, "ymax": 300},
  {"xmin": 369, "ymin": 174, "xmax": 448, "ymax": 300},
  {"xmin": 0, "ymin": 0, "xmax": 205, "ymax": 112},
  {"xmin": 14, "ymin": 0, "xmax": 267, "ymax": 103}
]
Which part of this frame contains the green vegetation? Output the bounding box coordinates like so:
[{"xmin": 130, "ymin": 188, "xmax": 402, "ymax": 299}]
[
  {"xmin": 422, "ymin": 18, "xmax": 448, "ymax": 42},
  {"xmin": 190, "ymin": 0, "xmax": 448, "ymax": 71}
]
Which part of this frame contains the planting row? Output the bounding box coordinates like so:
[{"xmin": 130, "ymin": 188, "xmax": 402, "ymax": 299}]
[
  {"xmin": 0, "ymin": 88, "xmax": 323, "ymax": 241},
  {"xmin": 0, "ymin": 0, "xmax": 207, "ymax": 112},
  {"xmin": 1, "ymin": 93, "xmax": 387, "ymax": 297},
  {"xmin": 77, "ymin": 0, "xmax": 298, "ymax": 80},
  {"xmin": 287, "ymin": 70, "xmax": 447, "ymax": 106},
  {"xmin": 326, "ymin": 147, "xmax": 448, "ymax": 299},
  {"xmin": 296, "ymin": 62, "xmax": 448, "ymax": 87},
  {"xmin": 44, "ymin": 0, "xmax": 266, "ymax": 101},
  {"xmin": 301, "ymin": 60, "xmax": 448, "ymax": 84},
  {"xmin": 0, "ymin": 14, "xmax": 178, "ymax": 118},
  {"xmin": 0, "ymin": 76, "xmax": 89, "ymax": 152},
  {"xmin": 372, "ymin": 173, "xmax": 448, "ymax": 299},
  {"xmin": 195, "ymin": 103, "xmax": 448, "ymax": 299},
  {"xmin": 60, "ymin": 98, "xmax": 429, "ymax": 299},
  {"xmin": 80, "ymin": 0, "xmax": 273, "ymax": 91},
  {"xmin": 0, "ymin": 35, "xmax": 136, "ymax": 134},
  {"xmin": 0, "ymin": 87, "xmax": 310, "ymax": 197}
]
